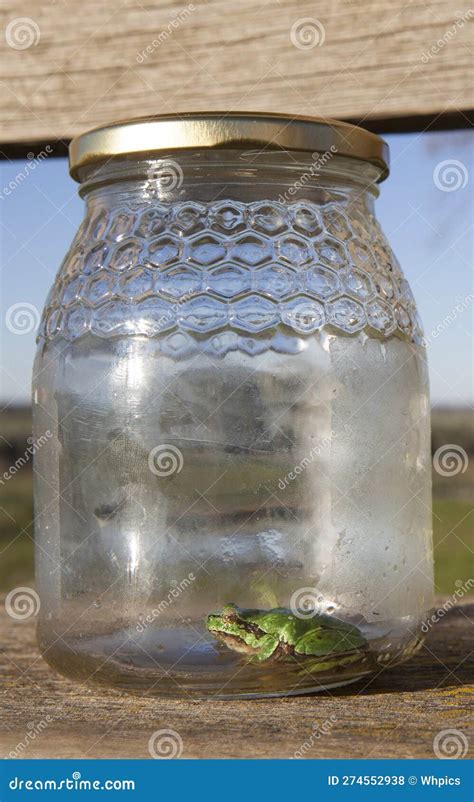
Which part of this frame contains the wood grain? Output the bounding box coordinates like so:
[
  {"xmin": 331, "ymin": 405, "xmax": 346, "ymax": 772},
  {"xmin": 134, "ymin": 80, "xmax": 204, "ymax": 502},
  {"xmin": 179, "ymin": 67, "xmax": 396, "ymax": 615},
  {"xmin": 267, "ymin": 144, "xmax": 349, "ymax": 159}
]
[
  {"xmin": 0, "ymin": 595, "xmax": 472, "ymax": 759},
  {"xmin": 0, "ymin": 0, "xmax": 473, "ymax": 148}
]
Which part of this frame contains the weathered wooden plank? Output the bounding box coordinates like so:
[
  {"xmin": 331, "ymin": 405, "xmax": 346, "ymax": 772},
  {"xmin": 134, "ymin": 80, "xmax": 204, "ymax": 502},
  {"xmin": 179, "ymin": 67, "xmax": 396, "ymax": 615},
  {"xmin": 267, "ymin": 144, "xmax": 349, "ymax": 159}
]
[
  {"xmin": 0, "ymin": 0, "xmax": 472, "ymax": 147},
  {"xmin": 0, "ymin": 595, "xmax": 472, "ymax": 759}
]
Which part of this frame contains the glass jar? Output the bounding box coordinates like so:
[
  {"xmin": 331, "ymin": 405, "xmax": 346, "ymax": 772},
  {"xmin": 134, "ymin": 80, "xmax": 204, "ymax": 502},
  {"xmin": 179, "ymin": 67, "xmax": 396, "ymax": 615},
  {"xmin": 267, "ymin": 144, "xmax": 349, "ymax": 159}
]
[{"xmin": 33, "ymin": 113, "xmax": 433, "ymax": 698}]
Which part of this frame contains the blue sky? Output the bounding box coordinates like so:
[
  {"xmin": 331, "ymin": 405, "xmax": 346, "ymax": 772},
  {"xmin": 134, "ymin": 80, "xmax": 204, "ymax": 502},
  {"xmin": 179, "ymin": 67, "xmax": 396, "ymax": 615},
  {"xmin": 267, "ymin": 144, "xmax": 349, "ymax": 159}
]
[{"xmin": 0, "ymin": 130, "xmax": 472, "ymax": 406}]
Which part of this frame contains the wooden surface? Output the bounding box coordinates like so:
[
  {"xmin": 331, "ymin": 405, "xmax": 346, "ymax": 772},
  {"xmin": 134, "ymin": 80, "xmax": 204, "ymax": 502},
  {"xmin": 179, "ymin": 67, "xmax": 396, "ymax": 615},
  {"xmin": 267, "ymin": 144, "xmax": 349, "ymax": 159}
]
[
  {"xmin": 1, "ymin": 0, "xmax": 473, "ymax": 148},
  {"xmin": 0, "ymin": 595, "xmax": 472, "ymax": 759}
]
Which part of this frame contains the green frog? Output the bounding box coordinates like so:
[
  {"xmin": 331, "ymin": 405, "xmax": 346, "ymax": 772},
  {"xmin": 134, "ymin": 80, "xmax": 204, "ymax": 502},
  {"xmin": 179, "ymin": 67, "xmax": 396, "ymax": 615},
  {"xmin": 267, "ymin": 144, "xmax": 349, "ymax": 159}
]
[{"xmin": 207, "ymin": 603, "xmax": 368, "ymax": 672}]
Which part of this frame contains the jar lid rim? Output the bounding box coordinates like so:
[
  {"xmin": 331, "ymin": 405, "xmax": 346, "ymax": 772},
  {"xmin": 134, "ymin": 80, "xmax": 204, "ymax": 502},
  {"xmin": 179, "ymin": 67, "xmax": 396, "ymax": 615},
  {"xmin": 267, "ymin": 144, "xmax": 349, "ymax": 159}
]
[{"xmin": 69, "ymin": 111, "xmax": 389, "ymax": 182}]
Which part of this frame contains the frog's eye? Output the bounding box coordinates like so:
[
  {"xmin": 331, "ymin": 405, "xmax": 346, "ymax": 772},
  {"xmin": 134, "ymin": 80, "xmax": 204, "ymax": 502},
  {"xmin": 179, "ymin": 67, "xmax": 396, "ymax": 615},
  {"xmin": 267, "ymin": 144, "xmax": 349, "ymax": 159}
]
[{"xmin": 221, "ymin": 603, "xmax": 239, "ymax": 620}]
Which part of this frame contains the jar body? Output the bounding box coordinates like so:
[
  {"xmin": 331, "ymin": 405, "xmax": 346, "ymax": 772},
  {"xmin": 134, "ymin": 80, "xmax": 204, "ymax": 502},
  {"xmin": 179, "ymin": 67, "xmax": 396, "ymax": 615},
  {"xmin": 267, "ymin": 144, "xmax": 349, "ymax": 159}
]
[{"xmin": 33, "ymin": 154, "xmax": 433, "ymax": 697}]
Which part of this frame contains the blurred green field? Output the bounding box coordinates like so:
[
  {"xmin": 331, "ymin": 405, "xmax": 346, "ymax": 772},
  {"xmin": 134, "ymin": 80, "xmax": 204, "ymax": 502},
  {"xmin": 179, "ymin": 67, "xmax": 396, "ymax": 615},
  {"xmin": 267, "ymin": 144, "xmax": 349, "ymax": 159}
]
[{"xmin": 0, "ymin": 406, "xmax": 472, "ymax": 594}]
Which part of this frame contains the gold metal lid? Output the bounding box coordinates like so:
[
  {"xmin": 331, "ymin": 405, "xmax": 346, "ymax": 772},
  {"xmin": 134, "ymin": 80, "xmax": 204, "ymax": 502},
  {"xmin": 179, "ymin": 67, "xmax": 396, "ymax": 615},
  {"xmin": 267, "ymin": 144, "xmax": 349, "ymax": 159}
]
[{"xmin": 69, "ymin": 112, "xmax": 389, "ymax": 182}]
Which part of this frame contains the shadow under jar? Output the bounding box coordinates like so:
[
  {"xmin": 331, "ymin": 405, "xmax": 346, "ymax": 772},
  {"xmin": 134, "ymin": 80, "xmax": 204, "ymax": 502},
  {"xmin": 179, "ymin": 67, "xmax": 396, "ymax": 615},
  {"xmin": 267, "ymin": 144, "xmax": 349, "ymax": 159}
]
[{"xmin": 33, "ymin": 113, "xmax": 433, "ymax": 698}]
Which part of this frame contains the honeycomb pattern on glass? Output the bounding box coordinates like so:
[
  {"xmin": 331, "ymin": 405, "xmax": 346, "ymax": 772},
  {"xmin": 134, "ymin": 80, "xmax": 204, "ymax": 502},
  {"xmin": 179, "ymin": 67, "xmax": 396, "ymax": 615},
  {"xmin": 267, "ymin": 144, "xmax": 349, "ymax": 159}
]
[{"xmin": 39, "ymin": 199, "xmax": 423, "ymax": 355}]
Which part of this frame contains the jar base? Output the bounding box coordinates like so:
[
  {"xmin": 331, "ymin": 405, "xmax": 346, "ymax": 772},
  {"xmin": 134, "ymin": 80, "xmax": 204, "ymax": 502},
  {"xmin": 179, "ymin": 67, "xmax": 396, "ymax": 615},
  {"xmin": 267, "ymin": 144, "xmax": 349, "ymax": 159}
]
[
  {"xmin": 37, "ymin": 621, "xmax": 424, "ymax": 699},
  {"xmin": 39, "ymin": 646, "xmax": 372, "ymax": 699},
  {"xmin": 200, "ymin": 676, "xmax": 365, "ymax": 700}
]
